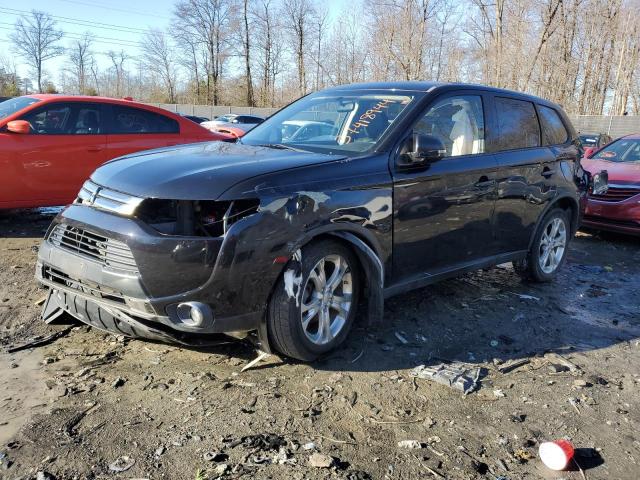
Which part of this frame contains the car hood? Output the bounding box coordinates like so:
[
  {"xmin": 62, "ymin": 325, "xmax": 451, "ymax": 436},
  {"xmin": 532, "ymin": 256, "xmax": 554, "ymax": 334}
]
[
  {"xmin": 581, "ymin": 157, "xmax": 640, "ymax": 184},
  {"xmin": 90, "ymin": 141, "xmax": 346, "ymax": 200}
]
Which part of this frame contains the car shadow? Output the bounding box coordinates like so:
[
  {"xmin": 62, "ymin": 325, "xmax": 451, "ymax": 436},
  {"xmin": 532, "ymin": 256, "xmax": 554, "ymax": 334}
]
[
  {"xmin": 0, "ymin": 208, "xmax": 61, "ymax": 239},
  {"xmin": 311, "ymin": 240, "xmax": 640, "ymax": 373}
]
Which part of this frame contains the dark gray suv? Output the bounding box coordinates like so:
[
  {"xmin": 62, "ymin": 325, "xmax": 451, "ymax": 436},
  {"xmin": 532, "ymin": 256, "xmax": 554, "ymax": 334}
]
[{"xmin": 36, "ymin": 82, "xmax": 605, "ymax": 361}]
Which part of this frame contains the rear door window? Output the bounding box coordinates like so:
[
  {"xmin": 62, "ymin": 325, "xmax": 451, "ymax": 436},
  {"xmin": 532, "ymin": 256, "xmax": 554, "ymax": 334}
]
[
  {"xmin": 495, "ymin": 97, "xmax": 540, "ymax": 150},
  {"xmin": 109, "ymin": 105, "xmax": 179, "ymax": 134},
  {"xmin": 537, "ymin": 105, "xmax": 568, "ymax": 145}
]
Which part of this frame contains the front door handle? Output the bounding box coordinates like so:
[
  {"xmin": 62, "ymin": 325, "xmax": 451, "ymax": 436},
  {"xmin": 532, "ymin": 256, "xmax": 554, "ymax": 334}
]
[
  {"xmin": 541, "ymin": 167, "xmax": 553, "ymax": 178},
  {"xmin": 87, "ymin": 146, "xmax": 103, "ymax": 152}
]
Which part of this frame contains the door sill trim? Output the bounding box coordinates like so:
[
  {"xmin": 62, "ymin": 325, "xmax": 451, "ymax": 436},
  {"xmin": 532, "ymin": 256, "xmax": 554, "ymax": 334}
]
[{"xmin": 384, "ymin": 250, "xmax": 528, "ymax": 298}]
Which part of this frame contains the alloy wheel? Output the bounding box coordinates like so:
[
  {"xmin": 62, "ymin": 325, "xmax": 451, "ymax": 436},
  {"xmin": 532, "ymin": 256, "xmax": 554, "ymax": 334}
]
[
  {"xmin": 300, "ymin": 254, "xmax": 353, "ymax": 345},
  {"xmin": 538, "ymin": 217, "xmax": 567, "ymax": 274}
]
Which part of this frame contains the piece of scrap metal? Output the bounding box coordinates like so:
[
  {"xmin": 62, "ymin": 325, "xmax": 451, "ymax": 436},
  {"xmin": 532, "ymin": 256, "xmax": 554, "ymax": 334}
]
[{"xmin": 410, "ymin": 362, "xmax": 481, "ymax": 394}]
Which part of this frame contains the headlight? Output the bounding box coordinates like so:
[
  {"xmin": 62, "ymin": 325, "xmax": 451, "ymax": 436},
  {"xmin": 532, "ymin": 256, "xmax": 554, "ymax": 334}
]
[{"xmin": 135, "ymin": 199, "xmax": 259, "ymax": 237}]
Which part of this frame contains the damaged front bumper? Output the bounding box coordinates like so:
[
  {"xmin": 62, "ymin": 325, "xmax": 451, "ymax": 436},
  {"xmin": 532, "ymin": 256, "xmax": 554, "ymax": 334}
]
[{"xmin": 36, "ymin": 204, "xmax": 268, "ymax": 345}]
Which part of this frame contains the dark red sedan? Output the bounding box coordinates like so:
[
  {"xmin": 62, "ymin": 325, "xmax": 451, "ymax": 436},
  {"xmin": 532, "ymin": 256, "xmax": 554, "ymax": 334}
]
[{"xmin": 581, "ymin": 134, "xmax": 640, "ymax": 235}]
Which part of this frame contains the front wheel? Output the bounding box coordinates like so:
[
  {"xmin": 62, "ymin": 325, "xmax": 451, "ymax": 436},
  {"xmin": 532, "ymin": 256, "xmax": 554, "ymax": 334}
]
[
  {"xmin": 514, "ymin": 208, "xmax": 570, "ymax": 282},
  {"xmin": 267, "ymin": 240, "xmax": 360, "ymax": 361}
]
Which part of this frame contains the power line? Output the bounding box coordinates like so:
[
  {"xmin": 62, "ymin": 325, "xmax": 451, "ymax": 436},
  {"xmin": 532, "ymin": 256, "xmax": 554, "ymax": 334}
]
[
  {"xmin": 0, "ymin": 7, "xmax": 150, "ymax": 35},
  {"xmin": 56, "ymin": 0, "xmax": 172, "ymax": 21},
  {"xmin": 0, "ymin": 24, "xmax": 144, "ymax": 49}
]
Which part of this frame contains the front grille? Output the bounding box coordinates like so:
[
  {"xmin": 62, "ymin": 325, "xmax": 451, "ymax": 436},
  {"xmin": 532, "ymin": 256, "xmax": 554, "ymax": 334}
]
[
  {"xmin": 48, "ymin": 224, "xmax": 138, "ymax": 273},
  {"xmin": 43, "ymin": 265, "xmax": 126, "ymax": 304},
  {"xmin": 76, "ymin": 180, "xmax": 144, "ymax": 215},
  {"xmin": 590, "ymin": 185, "xmax": 640, "ymax": 203}
]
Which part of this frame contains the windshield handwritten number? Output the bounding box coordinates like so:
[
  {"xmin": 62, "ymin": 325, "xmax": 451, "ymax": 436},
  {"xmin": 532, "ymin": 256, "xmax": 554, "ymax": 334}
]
[{"xmin": 343, "ymin": 99, "xmax": 394, "ymax": 144}]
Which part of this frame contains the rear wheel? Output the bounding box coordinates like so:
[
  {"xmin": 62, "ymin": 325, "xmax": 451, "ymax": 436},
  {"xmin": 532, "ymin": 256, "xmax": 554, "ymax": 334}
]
[
  {"xmin": 514, "ymin": 208, "xmax": 570, "ymax": 282},
  {"xmin": 267, "ymin": 240, "xmax": 360, "ymax": 361}
]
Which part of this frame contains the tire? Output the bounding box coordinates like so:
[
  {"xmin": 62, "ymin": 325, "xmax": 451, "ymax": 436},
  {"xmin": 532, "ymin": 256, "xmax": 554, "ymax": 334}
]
[
  {"xmin": 267, "ymin": 240, "xmax": 360, "ymax": 361},
  {"xmin": 514, "ymin": 208, "xmax": 571, "ymax": 282}
]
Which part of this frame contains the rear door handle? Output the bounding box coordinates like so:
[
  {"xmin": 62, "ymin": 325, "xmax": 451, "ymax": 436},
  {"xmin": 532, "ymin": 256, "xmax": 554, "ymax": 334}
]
[
  {"xmin": 541, "ymin": 167, "xmax": 553, "ymax": 178},
  {"xmin": 475, "ymin": 175, "xmax": 494, "ymax": 188},
  {"xmin": 87, "ymin": 146, "xmax": 103, "ymax": 152}
]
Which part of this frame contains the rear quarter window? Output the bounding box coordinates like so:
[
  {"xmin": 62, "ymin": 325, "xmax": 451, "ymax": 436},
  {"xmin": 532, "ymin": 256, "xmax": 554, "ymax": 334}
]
[
  {"xmin": 109, "ymin": 105, "xmax": 179, "ymax": 134},
  {"xmin": 495, "ymin": 97, "xmax": 540, "ymax": 150},
  {"xmin": 537, "ymin": 105, "xmax": 568, "ymax": 145}
]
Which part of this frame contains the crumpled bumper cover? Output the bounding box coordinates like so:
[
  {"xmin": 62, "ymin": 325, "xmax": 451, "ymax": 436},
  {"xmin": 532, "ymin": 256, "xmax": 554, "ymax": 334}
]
[
  {"xmin": 36, "ymin": 204, "xmax": 264, "ymax": 340},
  {"xmin": 41, "ymin": 288, "xmax": 235, "ymax": 346}
]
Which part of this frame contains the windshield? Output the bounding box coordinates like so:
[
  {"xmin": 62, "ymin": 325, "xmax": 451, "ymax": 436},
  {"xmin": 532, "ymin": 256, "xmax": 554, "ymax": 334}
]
[
  {"xmin": 592, "ymin": 138, "xmax": 640, "ymax": 163},
  {"xmin": 0, "ymin": 97, "xmax": 40, "ymax": 120},
  {"xmin": 216, "ymin": 115, "xmax": 235, "ymax": 123},
  {"xmin": 240, "ymin": 90, "xmax": 420, "ymax": 155},
  {"xmin": 579, "ymin": 135, "xmax": 599, "ymax": 147}
]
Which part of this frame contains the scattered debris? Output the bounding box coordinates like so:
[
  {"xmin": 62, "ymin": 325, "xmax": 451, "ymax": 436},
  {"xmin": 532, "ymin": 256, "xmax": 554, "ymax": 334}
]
[
  {"xmin": 397, "ymin": 440, "xmax": 423, "ymax": 449},
  {"xmin": 545, "ymin": 353, "xmax": 581, "ymax": 373},
  {"xmin": 36, "ymin": 472, "xmax": 56, "ymax": 480},
  {"xmin": 240, "ymin": 350, "xmax": 271, "ymax": 373},
  {"xmin": 514, "ymin": 448, "xmax": 534, "ymax": 462},
  {"xmin": 108, "ymin": 455, "xmax": 135, "ymax": 473},
  {"xmin": 6, "ymin": 327, "xmax": 73, "ymax": 353},
  {"xmin": 568, "ymin": 397, "xmax": 581, "ymax": 414},
  {"xmin": 33, "ymin": 296, "xmax": 47, "ymax": 306},
  {"xmin": 493, "ymin": 389, "xmax": 506, "ymax": 398},
  {"xmin": 512, "ymin": 293, "xmax": 540, "ymax": 301},
  {"xmin": 497, "ymin": 358, "xmax": 530, "ymax": 374},
  {"xmin": 63, "ymin": 402, "xmax": 99, "ymax": 437},
  {"xmin": 111, "ymin": 377, "xmax": 126, "ymax": 388},
  {"xmin": 539, "ymin": 440, "xmax": 574, "ymax": 471},
  {"xmin": 308, "ymin": 452, "xmax": 335, "ymax": 468},
  {"xmin": 394, "ymin": 332, "xmax": 409, "ymax": 344},
  {"xmin": 410, "ymin": 362, "xmax": 481, "ymax": 394},
  {"xmin": 203, "ymin": 451, "xmax": 228, "ymax": 462}
]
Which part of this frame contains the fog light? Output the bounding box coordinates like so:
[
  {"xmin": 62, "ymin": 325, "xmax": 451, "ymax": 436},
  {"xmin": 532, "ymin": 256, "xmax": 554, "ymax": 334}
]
[{"xmin": 176, "ymin": 302, "xmax": 209, "ymax": 327}]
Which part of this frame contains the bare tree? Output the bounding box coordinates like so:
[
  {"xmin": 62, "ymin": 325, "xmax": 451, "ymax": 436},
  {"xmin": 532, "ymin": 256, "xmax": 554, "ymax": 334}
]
[
  {"xmin": 241, "ymin": 0, "xmax": 255, "ymax": 106},
  {"xmin": 10, "ymin": 10, "xmax": 64, "ymax": 93},
  {"xmin": 174, "ymin": 0, "xmax": 234, "ymax": 105},
  {"xmin": 253, "ymin": 0, "xmax": 283, "ymax": 106},
  {"xmin": 141, "ymin": 29, "xmax": 178, "ymax": 102},
  {"xmin": 282, "ymin": 0, "xmax": 315, "ymax": 96},
  {"xmin": 107, "ymin": 50, "xmax": 129, "ymax": 98},
  {"xmin": 66, "ymin": 33, "xmax": 93, "ymax": 95}
]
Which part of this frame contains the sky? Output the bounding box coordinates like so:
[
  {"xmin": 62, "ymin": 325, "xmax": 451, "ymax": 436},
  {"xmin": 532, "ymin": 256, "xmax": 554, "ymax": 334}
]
[{"xmin": 0, "ymin": 0, "xmax": 346, "ymax": 85}]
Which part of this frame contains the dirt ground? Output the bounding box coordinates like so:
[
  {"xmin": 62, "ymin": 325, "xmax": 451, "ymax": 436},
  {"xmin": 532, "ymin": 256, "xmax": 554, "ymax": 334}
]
[{"xmin": 1, "ymin": 209, "xmax": 639, "ymax": 480}]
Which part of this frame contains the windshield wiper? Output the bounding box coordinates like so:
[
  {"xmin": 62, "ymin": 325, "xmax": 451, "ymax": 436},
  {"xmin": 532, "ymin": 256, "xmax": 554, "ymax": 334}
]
[{"xmin": 256, "ymin": 143, "xmax": 307, "ymax": 152}]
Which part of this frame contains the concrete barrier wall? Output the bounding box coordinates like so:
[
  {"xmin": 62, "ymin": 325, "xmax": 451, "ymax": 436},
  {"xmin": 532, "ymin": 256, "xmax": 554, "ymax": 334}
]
[
  {"xmin": 148, "ymin": 103, "xmax": 279, "ymax": 119},
  {"xmin": 569, "ymin": 116, "xmax": 640, "ymax": 139},
  {"xmin": 151, "ymin": 104, "xmax": 640, "ymax": 138}
]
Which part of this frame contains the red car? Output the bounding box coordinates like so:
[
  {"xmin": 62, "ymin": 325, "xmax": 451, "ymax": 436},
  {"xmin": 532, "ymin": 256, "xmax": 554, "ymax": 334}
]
[
  {"xmin": 0, "ymin": 95, "xmax": 229, "ymax": 209},
  {"xmin": 581, "ymin": 133, "xmax": 640, "ymax": 235}
]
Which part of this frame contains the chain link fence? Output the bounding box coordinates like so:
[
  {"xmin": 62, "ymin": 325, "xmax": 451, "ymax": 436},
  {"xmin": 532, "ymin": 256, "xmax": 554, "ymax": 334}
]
[{"xmin": 151, "ymin": 104, "xmax": 640, "ymax": 139}]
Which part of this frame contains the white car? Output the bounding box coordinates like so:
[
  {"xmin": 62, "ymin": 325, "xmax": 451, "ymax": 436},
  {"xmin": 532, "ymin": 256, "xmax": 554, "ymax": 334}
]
[
  {"xmin": 281, "ymin": 120, "xmax": 335, "ymax": 141},
  {"xmin": 201, "ymin": 114, "xmax": 264, "ymax": 133}
]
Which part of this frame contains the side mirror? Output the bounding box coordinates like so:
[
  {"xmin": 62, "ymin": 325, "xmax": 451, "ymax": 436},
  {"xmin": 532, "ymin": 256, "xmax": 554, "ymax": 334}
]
[
  {"xmin": 7, "ymin": 120, "xmax": 31, "ymax": 134},
  {"xmin": 400, "ymin": 134, "xmax": 447, "ymax": 166},
  {"xmin": 591, "ymin": 170, "xmax": 608, "ymax": 196}
]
